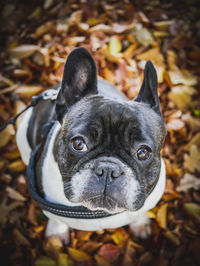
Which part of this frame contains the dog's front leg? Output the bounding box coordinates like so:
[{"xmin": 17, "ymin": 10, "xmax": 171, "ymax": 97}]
[
  {"xmin": 129, "ymin": 212, "xmax": 152, "ymax": 239},
  {"xmin": 45, "ymin": 218, "xmax": 70, "ymax": 245}
]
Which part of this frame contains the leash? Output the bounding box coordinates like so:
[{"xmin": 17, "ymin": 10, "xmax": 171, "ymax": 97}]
[
  {"xmin": 0, "ymin": 89, "xmax": 58, "ymax": 132},
  {"xmin": 27, "ymin": 120, "xmax": 113, "ymax": 219}
]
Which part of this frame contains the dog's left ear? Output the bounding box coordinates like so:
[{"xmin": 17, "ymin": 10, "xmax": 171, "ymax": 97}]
[
  {"xmin": 134, "ymin": 61, "xmax": 161, "ymax": 115},
  {"xmin": 56, "ymin": 47, "xmax": 97, "ymax": 122}
]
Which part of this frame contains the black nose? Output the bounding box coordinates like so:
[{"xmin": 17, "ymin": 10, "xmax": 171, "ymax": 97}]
[{"xmin": 95, "ymin": 162, "xmax": 122, "ymax": 179}]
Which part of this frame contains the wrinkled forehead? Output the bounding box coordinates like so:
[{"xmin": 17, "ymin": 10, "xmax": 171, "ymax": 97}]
[{"xmin": 62, "ymin": 96, "xmax": 162, "ymax": 140}]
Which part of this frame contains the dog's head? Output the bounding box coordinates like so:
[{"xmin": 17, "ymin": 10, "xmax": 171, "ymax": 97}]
[{"xmin": 55, "ymin": 48, "xmax": 166, "ymax": 214}]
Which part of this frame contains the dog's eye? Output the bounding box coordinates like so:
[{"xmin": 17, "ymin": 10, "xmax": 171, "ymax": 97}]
[
  {"xmin": 137, "ymin": 147, "xmax": 152, "ymax": 161},
  {"xmin": 71, "ymin": 138, "xmax": 88, "ymax": 152}
]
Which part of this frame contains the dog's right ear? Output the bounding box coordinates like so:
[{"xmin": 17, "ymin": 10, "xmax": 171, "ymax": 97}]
[{"xmin": 56, "ymin": 47, "xmax": 98, "ymax": 123}]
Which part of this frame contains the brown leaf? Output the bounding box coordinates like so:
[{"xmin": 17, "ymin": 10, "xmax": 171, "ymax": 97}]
[
  {"xmin": 169, "ymin": 67, "xmax": 197, "ymax": 86},
  {"xmin": 136, "ymin": 47, "xmax": 165, "ymax": 67},
  {"xmin": 94, "ymin": 254, "xmax": 111, "ymax": 266},
  {"xmin": 121, "ymin": 240, "xmax": 137, "ymax": 266},
  {"xmin": 99, "ymin": 243, "xmax": 120, "ymax": 261},
  {"xmin": 13, "ymin": 228, "xmax": 31, "ymax": 246}
]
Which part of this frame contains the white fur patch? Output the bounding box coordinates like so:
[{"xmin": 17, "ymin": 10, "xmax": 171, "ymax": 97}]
[
  {"xmin": 44, "ymin": 159, "xmax": 166, "ymax": 231},
  {"xmin": 42, "ymin": 122, "xmax": 80, "ymax": 207},
  {"xmin": 16, "ymin": 107, "xmax": 33, "ymax": 165}
]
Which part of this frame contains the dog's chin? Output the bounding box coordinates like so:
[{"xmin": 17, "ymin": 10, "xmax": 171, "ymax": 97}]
[{"xmin": 82, "ymin": 196, "xmax": 126, "ymax": 214}]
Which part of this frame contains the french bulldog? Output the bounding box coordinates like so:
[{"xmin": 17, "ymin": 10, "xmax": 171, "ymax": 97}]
[{"xmin": 16, "ymin": 47, "xmax": 166, "ymax": 243}]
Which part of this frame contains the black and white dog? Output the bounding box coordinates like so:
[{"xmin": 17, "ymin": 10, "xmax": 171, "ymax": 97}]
[{"xmin": 16, "ymin": 48, "xmax": 166, "ymax": 243}]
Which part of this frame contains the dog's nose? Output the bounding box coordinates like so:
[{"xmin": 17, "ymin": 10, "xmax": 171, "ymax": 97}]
[{"xmin": 95, "ymin": 162, "xmax": 122, "ymax": 179}]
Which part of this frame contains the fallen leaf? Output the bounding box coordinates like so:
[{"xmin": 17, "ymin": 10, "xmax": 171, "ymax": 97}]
[
  {"xmin": 89, "ymin": 24, "xmax": 113, "ymax": 34},
  {"xmin": 184, "ymin": 145, "xmax": 200, "ymax": 172},
  {"xmin": 13, "ymin": 228, "xmax": 31, "ymax": 246},
  {"xmin": 121, "ymin": 240, "xmax": 136, "ymax": 266},
  {"xmin": 169, "ymin": 85, "xmax": 196, "ymax": 111},
  {"xmin": 35, "ymin": 256, "xmax": 56, "ymax": 266},
  {"xmin": 167, "ymin": 118, "xmax": 185, "ymax": 131},
  {"xmin": 15, "ymin": 85, "xmax": 43, "ymax": 99},
  {"xmin": 176, "ymin": 173, "xmax": 200, "ymax": 192},
  {"xmin": 68, "ymin": 247, "xmax": 91, "ymax": 264},
  {"xmin": 0, "ymin": 124, "xmax": 15, "ymax": 148},
  {"xmin": 44, "ymin": 237, "xmax": 63, "ymax": 260},
  {"xmin": 0, "ymin": 195, "xmax": 24, "ymax": 226},
  {"xmin": 103, "ymin": 68, "xmax": 115, "ymax": 85},
  {"xmin": 94, "ymin": 254, "xmax": 111, "ymax": 266},
  {"xmin": 169, "ymin": 67, "xmax": 197, "ymax": 86},
  {"xmin": 8, "ymin": 160, "xmax": 26, "ymax": 172},
  {"xmin": 163, "ymin": 230, "xmax": 180, "ymax": 246},
  {"xmin": 183, "ymin": 203, "xmax": 200, "ymax": 223},
  {"xmin": 57, "ymin": 253, "xmax": 72, "ymax": 266},
  {"xmin": 67, "ymin": 36, "xmax": 86, "ymax": 46},
  {"xmin": 6, "ymin": 187, "xmax": 26, "ymax": 201},
  {"xmin": 156, "ymin": 203, "xmax": 168, "ymax": 229},
  {"xmin": 136, "ymin": 47, "xmax": 165, "ymax": 67},
  {"xmin": 108, "ymin": 36, "xmax": 122, "ymax": 54},
  {"xmin": 68, "ymin": 10, "xmax": 82, "ymax": 26},
  {"xmin": 184, "ymin": 133, "xmax": 200, "ymax": 150},
  {"xmin": 99, "ymin": 243, "xmax": 120, "ymax": 261},
  {"xmin": 132, "ymin": 24, "xmax": 154, "ymax": 47},
  {"xmin": 111, "ymin": 228, "xmax": 128, "ymax": 247},
  {"xmin": 153, "ymin": 20, "xmax": 174, "ymax": 31},
  {"xmin": 9, "ymin": 45, "xmax": 40, "ymax": 59}
]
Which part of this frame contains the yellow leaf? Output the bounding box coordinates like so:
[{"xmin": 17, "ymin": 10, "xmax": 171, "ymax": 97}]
[
  {"xmin": 68, "ymin": 248, "xmax": 91, "ymax": 264},
  {"xmin": 0, "ymin": 124, "xmax": 15, "ymax": 148},
  {"xmin": 111, "ymin": 229, "xmax": 126, "ymax": 247},
  {"xmin": 136, "ymin": 47, "xmax": 165, "ymax": 67},
  {"xmin": 108, "ymin": 36, "xmax": 122, "ymax": 55},
  {"xmin": 153, "ymin": 20, "xmax": 174, "ymax": 31},
  {"xmin": 156, "ymin": 203, "xmax": 168, "ymax": 229},
  {"xmin": 8, "ymin": 160, "xmax": 26, "ymax": 172},
  {"xmin": 103, "ymin": 68, "xmax": 115, "ymax": 85},
  {"xmin": 57, "ymin": 253, "xmax": 73, "ymax": 266},
  {"xmin": 94, "ymin": 254, "xmax": 111, "ymax": 266},
  {"xmin": 6, "ymin": 187, "xmax": 26, "ymax": 201},
  {"xmin": 35, "ymin": 256, "xmax": 56, "ymax": 266}
]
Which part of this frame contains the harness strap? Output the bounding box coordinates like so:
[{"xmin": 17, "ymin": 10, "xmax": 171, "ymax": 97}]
[
  {"xmin": 27, "ymin": 140, "xmax": 112, "ymax": 219},
  {"xmin": 0, "ymin": 89, "xmax": 58, "ymax": 132}
]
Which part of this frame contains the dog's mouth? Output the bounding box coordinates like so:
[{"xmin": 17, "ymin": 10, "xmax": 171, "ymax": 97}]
[{"xmin": 81, "ymin": 194, "xmax": 126, "ymax": 214}]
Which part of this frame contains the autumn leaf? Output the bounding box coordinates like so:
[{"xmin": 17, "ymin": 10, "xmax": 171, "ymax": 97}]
[
  {"xmin": 176, "ymin": 173, "xmax": 200, "ymax": 192},
  {"xmin": 98, "ymin": 243, "xmax": 120, "ymax": 261},
  {"xmin": 184, "ymin": 145, "xmax": 200, "ymax": 172}
]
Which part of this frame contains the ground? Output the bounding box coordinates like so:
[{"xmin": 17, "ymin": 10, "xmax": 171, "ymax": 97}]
[{"xmin": 0, "ymin": 0, "xmax": 200, "ymax": 265}]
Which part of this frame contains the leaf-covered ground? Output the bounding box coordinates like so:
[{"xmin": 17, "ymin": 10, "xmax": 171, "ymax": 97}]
[{"xmin": 0, "ymin": 0, "xmax": 200, "ymax": 265}]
